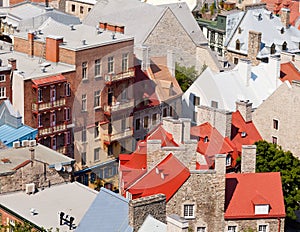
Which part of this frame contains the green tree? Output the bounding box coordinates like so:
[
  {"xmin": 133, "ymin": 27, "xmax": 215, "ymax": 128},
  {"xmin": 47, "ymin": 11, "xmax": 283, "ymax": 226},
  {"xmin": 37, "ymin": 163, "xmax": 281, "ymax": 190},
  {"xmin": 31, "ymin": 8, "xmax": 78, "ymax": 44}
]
[
  {"xmin": 255, "ymin": 140, "xmax": 300, "ymax": 221},
  {"xmin": 175, "ymin": 63, "xmax": 199, "ymax": 92}
]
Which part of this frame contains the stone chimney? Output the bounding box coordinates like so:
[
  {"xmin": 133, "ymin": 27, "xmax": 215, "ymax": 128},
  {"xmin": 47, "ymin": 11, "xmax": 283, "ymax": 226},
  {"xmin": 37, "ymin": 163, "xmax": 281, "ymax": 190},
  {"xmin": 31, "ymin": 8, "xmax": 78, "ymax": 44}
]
[
  {"xmin": 215, "ymin": 154, "xmax": 226, "ymax": 175},
  {"xmin": 236, "ymin": 100, "xmax": 253, "ymax": 122},
  {"xmin": 167, "ymin": 214, "xmax": 189, "ymax": 232},
  {"xmin": 241, "ymin": 145, "xmax": 257, "ymax": 173},
  {"xmin": 129, "ymin": 194, "xmax": 166, "ymax": 232},
  {"xmin": 281, "ymin": 8, "xmax": 290, "ymax": 28},
  {"xmin": 28, "ymin": 32, "xmax": 35, "ymax": 57},
  {"xmin": 247, "ymin": 31, "xmax": 261, "ymax": 64},
  {"xmin": 162, "ymin": 118, "xmax": 183, "ymax": 145},
  {"xmin": 8, "ymin": 58, "xmax": 17, "ymax": 71},
  {"xmin": 167, "ymin": 50, "xmax": 175, "ymax": 77},
  {"xmin": 179, "ymin": 118, "xmax": 191, "ymax": 143},
  {"xmin": 29, "ymin": 147, "xmax": 35, "ymax": 162},
  {"xmin": 45, "ymin": 36, "xmax": 64, "ymax": 63},
  {"xmin": 197, "ymin": 106, "xmax": 232, "ymax": 138},
  {"xmin": 147, "ymin": 140, "xmax": 165, "ymax": 170},
  {"xmin": 237, "ymin": 59, "xmax": 251, "ymax": 86}
]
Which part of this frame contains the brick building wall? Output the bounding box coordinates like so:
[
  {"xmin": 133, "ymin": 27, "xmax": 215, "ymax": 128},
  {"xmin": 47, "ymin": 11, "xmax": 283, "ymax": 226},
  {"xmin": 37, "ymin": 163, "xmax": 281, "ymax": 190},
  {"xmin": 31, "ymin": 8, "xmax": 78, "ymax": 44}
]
[{"xmin": 0, "ymin": 70, "xmax": 12, "ymax": 104}]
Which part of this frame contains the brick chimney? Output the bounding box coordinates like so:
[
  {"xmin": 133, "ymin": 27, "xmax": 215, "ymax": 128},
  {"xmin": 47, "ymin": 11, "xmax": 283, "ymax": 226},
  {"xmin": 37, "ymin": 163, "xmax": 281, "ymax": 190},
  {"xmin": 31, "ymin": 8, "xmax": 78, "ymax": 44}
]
[
  {"xmin": 129, "ymin": 194, "xmax": 166, "ymax": 232},
  {"xmin": 45, "ymin": 36, "xmax": 64, "ymax": 63},
  {"xmin": 247, "ymin": 31, "xmax": 261, "ymax": 63},
  {"xmin": 236, "ymin": 100, "xmax": 253, "ymax": 122},
  {"xmin": 241, "ymin": 145, "xmax": 257, "ymax": 173},
  {"xmin": 167, "ymin": 214, "xmax": 189, "ymax": 232},
  {"xmin": 215, "ymin": 154, "xmax": 226, "ymax": 175},
  {"xmin": 281, "ymin": 8, "xmax": 290, "ymax": 28},
  {"xmin": 8, "ymin": 58, "xmax": 17, "ymax": 71},
  {"xmin": 28, "ymin": 32, "xmax": 35, "ymax": 57}
]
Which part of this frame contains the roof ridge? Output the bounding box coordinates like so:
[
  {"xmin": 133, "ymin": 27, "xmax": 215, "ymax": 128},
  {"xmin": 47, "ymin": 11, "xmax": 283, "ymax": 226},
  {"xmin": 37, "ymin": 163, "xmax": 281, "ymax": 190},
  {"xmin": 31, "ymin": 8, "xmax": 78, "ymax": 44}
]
[{"xmin": 100, "ymin": 187, "xmax": 129, "ymax": 203}]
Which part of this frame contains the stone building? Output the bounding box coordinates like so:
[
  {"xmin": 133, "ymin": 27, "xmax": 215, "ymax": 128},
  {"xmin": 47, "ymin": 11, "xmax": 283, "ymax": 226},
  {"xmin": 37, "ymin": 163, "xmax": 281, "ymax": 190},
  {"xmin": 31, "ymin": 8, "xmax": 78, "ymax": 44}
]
[
  {"xmin": 0, "ymin": 142, "xmax": 74, "ymax": 194},
  {"xmin": 83, "ymin": 0, "xmax": 222, "ymax": 73},
  {"xmin": 65, "ymin": 0, "xmax": 95, "ymax": 20},
  {"xmin": 253, "ymin": 80, "xmax": 300, "ymax": 159}
]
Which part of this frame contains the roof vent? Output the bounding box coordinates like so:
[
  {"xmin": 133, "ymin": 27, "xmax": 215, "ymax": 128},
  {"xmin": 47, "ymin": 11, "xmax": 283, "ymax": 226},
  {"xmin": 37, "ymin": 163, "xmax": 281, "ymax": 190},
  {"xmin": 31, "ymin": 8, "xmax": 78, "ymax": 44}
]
[
  {"xmin": 111, "ymin": 33, "xmax": 116, "ymax": 40},
  {"xmin": 70, "ymin": 24, "xmax": 75, "ymax": 31},
  {"xmin": 13, "ymin": 141, "xmax": 20, "ymax": 148},
  {"xmin": 155, "ymin": 167, "xmax": 159, "ymax": 174},
  {"xmin": 22, "ymin": 140, "xmax": 29, "ymax": 147},
  {"xmin": 160, "ymin": 172, "xmax": 165, "ymax": 180},
  {"xmin": 81, "ymin": 39, "xmax": 86, "ymax": 45},
  {"xmin": 30, "ymin": 208, "xmax": 38, "ymax": 215},
  {"xmin": 25, "ymin": 183, "xmax": 35, "ymax": 194},
  {"xmin": 241, "ymin": 132, "xmax": 247, "ymax": 137},
  {"xmin": 29, "ymin": 140, "xmax": 36, "ymax": 147}
]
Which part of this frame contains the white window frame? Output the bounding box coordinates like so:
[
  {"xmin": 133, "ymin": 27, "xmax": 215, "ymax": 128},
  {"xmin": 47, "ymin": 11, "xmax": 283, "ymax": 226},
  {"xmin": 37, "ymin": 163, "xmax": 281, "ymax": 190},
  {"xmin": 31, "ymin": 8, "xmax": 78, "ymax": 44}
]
[
  {"xmin": 228, "ymin": 225, "xmax": 237, "ymax": 232},
  {"xmin": 65, "ymin": 83, "xmax": 71, "ymax": 96},
  {"xmin": 64, "ymin": 108, "xmax": 70, "ymax": 121},
  {"xmin": 197, "ymin": 227, "xmax": 206, "ymax": 232},
  {"xmin": 0, "ymin": 87, "xmax": 6, "ymax": 99},
  {"xmin": 82, "ymin": 94, "xmax": 87, "ymax": 111},
  {"xmin": 122, "ymin": 53, "xmax": 128, "ymax": 72},
  {"xmin": 226, "ymin": 154, "xmax": 231, "ymax": 166},
  {"xmin": 183, "ymin": 204, "xmax": 195, "ymax": 219},
  {"xmin": 95, "ymin": 59, "xmax": 101, "ymax": 77},
  {"xmin": 82, "ymin": 62, "xmax": 88, "ymax": 80},
  {"xmin": 0, "ymin": 75, "xmax": 5, "ymax": 82},
  {"xmin": 258, "ymin": 224, "xmax": 268, "ymax": 232},
  {"xmin": 94, "ymin": 90, "xmax": 100, "ymax": 108},
  {"xmin": 108, "ymin": 56, "xmax": 114, "ymax": 74},
  {"xmin": 94, "ymin": 147, "xmax": 100, "ymax": 161}
]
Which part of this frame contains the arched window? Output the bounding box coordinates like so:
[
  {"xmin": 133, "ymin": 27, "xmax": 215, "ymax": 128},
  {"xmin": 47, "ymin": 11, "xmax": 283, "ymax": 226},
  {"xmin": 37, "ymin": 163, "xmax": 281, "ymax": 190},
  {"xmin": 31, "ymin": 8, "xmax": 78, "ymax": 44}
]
[
  {"xmin": 235, "ymin": 39, "xmax": 240, "ymax": 50},
  {"xmin": 282, "ymin": 41, "xmax": 287, "ymax": 51},
  {"xmin": 270, "ymin": 43, "xmax": 276, "ymax": 54}
]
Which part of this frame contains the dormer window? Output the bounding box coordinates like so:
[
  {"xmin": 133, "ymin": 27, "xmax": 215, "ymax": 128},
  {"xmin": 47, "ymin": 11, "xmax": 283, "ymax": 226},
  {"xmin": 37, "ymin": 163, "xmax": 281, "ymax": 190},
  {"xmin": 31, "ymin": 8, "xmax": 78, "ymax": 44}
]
[
  {"xmin": 204, "ymin": 136, "xmax": 209, "ymax": 143},
  {"xmin": 270, "ymin": 43, "xmax": 276, "ymax": 54},
  {"xmin": 282, "ymin": 41, "xmax": 287, "ymax": 51},
  {"xmin": 238, "ymin": 27, "xmax": 242, "ymax": 34},
  {"xmin": 235, "ymin": 39, "xmax": 240, "ymax": 50},
  {"xmin": 255, "ymin": 204, "xmax": 270, "ymax": 215},
  {"xmin": 258, "ymin": 14, "xmax": 262, "ymax": 20},
  {"xmin": 241, "ymin": 132, "xmax": 247, "ymax": 137},
  {"xmin": 280, "ymin": 27, "xmax": 284, "ymax": 34},
  {"xmin": 226, "ymin": 154, "xmax": 232, "ymax": 166}
]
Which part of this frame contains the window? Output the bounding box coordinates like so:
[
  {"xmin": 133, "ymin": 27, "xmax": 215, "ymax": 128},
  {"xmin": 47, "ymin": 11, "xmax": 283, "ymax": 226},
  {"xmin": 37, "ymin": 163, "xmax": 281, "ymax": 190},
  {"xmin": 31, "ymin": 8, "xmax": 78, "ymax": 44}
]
[
  {"xmin": 108, "ymin": 145, "xmax": 113, "ymax": 156},
  {"xmin": 95, "ymin": 59, "xmax": 101, "ymax": 77},
  {"xmin": 135, "ymin": 118, "xmax": 140, "ymax": 130},
  {"xmin": 71, "ymin": 4, "xmax": 75, "ymax": 12},
  {"xmin": 183, "ymin": 204, "xmax": 194, "ymax": 218},
  {"xmin": 65, "ymin": 83, "xmax": 71, "ymax": 96},
  {"xmin": 65, "ymin": 131, "xmax": 71, "ymax": 145},
  {"xmin": 272, "ymin": 136, "xmax": 277, "ymax": 144},
  {"xmin": 94, "ymin": 148, "xmax": 100, "ymax": 161},
  {"xmin": 280, "ymin": 27, "xmax": 284, "ymax": 34},
  {"xmin": 234, "ymin": 57, "xmax": 239, "ymax": 64},
  {"xmin": 211, "ymin": 100, "xmax": 218, "ymax": 108},
  {"xmin": 80, "ymin": 6, "xmax": 84, "ymax": 14},
  {"xmin": 210, "ymin": 31, "xmax": 215, "ymax": 43},
  {"xmin": 282, "ymin": 41, "xmax": 287, "ymax": 51},
  {"xmin": 108, "ymin": 56, "xmax": 114, "ymax": 73},
  {"xmin": 82, "ymin": 126, "xmax": 86, "ymax": 142},
  {"xmin": 226, "ymin": 155, "xmax": 231, "ymax": 166},
  {"xmin": 81, "ymin": 152, "xmax": 86, "ymax": 165},
  {"xmin": 94, "ymin": 90, "xmax": 100, "ymax": 108},
  {"xmin": 38, "ymin": 114, "xmax": 42, "ymax": 127},
  {"xmin": 204, "ymin": 136, "xmax": 209, "ymax": 143},
  {"xmin": 228, "ymin": 226, "xmax": 237, "ymax": 232},
  {"xmin": 218, "ymin": 34, "xmax": 223, "ymax": 45},
  {"xmin": 152, "ymin": 114, "xmax": 157, "ymax": 125},
  {"xmin": 273, "ymin": 119, "xmax": 279, "ymax": 130},
  {"xmin": 38, "ymin": 88, "xmax": 42, "ymax": 102},
  {"xmin": 122, "ymin": 53, "xmax": 129, "ymax": 72},
  {"xmin": 121, "ymin": 84, "xmax": 127, "ymax": 100},
  {"xmin": 197, "ymin": 227, "xmax": 206, "ymax": 232},
  {"xmin": 82, "ymin": 94, "xmax": 87, "ymax": 111},
  {"xmin": 238, "ymin": 27, "xmax": 242, "ymax": 34},
  {"xmin": 193, "ymin": 96, "xmax": 200, "ymax": 106},
  {"xmin": 121, "ymin": 118, "xmax": 126, "ymax": 131},
  {"xmin": 90, "ymin": 173, "xmax": 96, "ymax": 183},
  {"xmin": 0, "ymin": 75, "xmax": 5, "ymax": 82},
  {"xmin": 235, "ymin": 39, "xmax": 240, "ymax": 50},
  {"xmin": 64, "ymin": 108, "xmax": 70, "ymax": 121},
  {"xmin": 144, "ymin": 116, "xmax": 149, "ymax": 128},
  {"xmin": 163, "ymin": 108, "xmax": 167, "ymax": 117},
  {"xmin": 82, "ymin": 62, "xmax": 87, "ymax": 79},
  {"xmin": 88, "ymin": 7, "xmax": 91, "ymax": 12},
  {"xmin": 258, "ymin": 225, "xmax": 267, "ymax": 232},
  {"xmin": 94, "ymin": 122, "xmax": 99, "ymax": 138},
  {"xmin": 192, "ymin": 111, "xmax": 197, "ymax": 122},
  {"xmin": 270, "ymin": 43, "xmax": 276, "ymax": 55}
]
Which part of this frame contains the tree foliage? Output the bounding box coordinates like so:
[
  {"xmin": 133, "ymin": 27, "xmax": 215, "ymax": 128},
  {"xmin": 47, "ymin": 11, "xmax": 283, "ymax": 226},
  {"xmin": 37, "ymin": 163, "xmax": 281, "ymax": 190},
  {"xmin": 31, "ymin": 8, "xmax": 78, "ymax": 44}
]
[
  {"xmin": 175, "ymin": 63, "xmax": 199, "ymax": 92},
  {"xmin": 255, "ymin": 140, "xmax": 300, "ymax": 220}
]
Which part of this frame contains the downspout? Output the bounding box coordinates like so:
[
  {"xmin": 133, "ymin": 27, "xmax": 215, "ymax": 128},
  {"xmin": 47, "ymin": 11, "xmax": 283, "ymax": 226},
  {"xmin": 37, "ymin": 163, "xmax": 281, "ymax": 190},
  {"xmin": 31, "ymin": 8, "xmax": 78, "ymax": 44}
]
[{"xmin": 278, "ymin": 217, "xmax": 281, "ymax": 232}]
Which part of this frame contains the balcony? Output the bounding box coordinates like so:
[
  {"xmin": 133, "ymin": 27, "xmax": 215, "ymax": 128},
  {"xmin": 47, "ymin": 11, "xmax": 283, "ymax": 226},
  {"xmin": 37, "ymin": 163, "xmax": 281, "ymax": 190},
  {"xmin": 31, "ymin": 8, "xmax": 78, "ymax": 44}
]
[
  {"xmin": 32, "ymin": 99, "xmax": 66, "ymax": 112},
  {"xmin": 103, "ymin": 128, "xmax": 133, "ymax": 143},
  {"xmin": 103, "ymin": 99, "xmax": 135, "ymax": 114},
  {"xmin": 57, "ymin": 146, "xmax": 67, "ymax": 154},
  {"xmin": 38, "ymin": 123, "xmax": 67, "ymax": 136},
  {"xmin": 104, "ymin": 69, "xmax": 134, "ymax": 83}
]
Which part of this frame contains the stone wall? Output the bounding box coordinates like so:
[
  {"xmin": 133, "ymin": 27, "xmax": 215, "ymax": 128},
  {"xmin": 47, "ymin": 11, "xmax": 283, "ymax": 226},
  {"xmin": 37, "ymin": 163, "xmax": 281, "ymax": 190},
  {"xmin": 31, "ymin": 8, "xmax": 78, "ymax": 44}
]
[
  {"xmin": 225, "ymin": 218, "xmax": 284, "ymax": 232},
  {"xmin": 129, "ymin": 194, "xmax": 166, "ymax": 232},
  {"xmin": 241, "ymin": 145, "xmax": 256, "ymax": 173},
  {"xmin": 0, "ymin": 160, "xmax": 70, "ymax": 194},
  {"xmin": 252, "ymin": 81, "xmax": 300, "ymax": 158}
]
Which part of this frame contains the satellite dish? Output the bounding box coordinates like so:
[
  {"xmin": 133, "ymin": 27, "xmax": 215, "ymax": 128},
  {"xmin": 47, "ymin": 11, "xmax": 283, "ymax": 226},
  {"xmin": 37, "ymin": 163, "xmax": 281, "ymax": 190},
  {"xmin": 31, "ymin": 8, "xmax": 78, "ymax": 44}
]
[
  {"xmin": 66, "ymin": 166, "xmax": 73, "ymax": 173},
  {"xmin": 54, "ymin": 163, "xmax": 63, "ymax": 171}
]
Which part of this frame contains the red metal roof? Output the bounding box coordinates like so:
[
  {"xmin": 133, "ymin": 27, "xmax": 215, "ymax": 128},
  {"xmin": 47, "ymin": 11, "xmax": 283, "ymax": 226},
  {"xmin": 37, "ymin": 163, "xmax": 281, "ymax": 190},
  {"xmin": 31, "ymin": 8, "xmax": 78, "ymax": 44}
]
[
  {"xmin": 146, "ymin": 125, "xmax": 179, "ymax": 147},
  {"xmin": 32, "ymin": 74, "xmax": 66, "ymax": 86},
  {"xmin": 191, "ymin": 122, "xmax": 237, "ymax": 168},
  {"xmin": 127, "ymin": 153, "xmax": 190, "ymax": 202},
  {"xmin": 280, "ymin": 62, "xmax": 300, "ymax": 83},
  {"xmin": 225, "ymin": 172, "xmax": 285, "ymax": 219},
  {"xmin": 231, "ymin": 111, "xmax": 262, "ymax": 153}
]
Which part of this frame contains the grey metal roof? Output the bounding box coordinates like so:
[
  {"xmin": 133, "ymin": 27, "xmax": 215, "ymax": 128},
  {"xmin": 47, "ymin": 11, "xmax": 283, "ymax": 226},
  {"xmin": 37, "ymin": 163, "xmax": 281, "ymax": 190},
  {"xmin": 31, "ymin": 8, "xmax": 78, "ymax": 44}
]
[
  {"xmin": 83, "ymin": 0, "xmax": 207, "ymax": 45},
  {"xmin": 76, "ymin": 187, "xmax": 133, "ymax": 232},
  {"xmin": 0, "ymin": 182, "xmax": 97, "ymax": 231},
  {"xmin": 0, "ymin": 2, "xmax": 80, "ymax": 31},
  {"xmin": 138, "ymin": 215, "xmax": 166, "ymax": 232},
  {"xmin": 0, "ymin": 143, "xmax": 74, "ymax": 174},
  {"xmin": 0, "ymin": 124, "xmax": 37, "ymax": 146}
]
